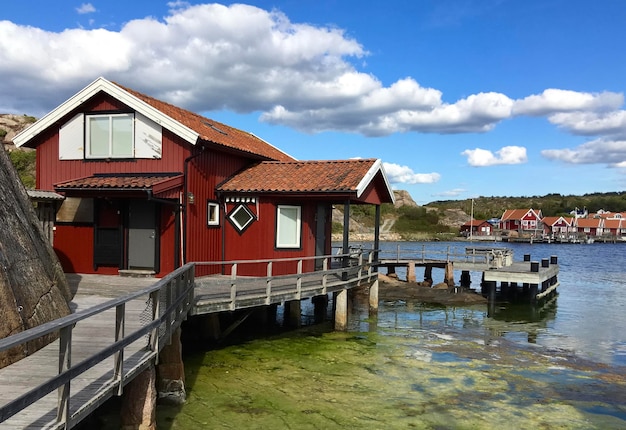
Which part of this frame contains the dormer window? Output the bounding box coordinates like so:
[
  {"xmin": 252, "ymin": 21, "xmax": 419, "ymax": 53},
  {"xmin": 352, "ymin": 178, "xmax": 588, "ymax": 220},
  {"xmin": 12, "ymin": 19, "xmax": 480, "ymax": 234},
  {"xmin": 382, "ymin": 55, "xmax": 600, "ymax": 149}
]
[{"xmin": 86, "ymin": 113, "xmax": 134, "ymax": 158}]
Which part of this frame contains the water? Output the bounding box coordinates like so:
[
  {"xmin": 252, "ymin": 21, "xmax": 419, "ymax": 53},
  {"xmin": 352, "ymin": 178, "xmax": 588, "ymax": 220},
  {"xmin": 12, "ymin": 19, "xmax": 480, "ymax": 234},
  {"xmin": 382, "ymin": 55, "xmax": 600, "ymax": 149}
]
[{"xmin": 150, "ymin": 242, "xmax": 626, "ymax": 428}]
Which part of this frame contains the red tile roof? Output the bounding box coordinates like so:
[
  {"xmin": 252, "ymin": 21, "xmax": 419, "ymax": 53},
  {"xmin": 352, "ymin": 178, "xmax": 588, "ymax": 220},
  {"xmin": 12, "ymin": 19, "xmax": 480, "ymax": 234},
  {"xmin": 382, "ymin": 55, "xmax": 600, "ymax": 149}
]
[
  {"xmin": 115, "ymin": 83, "xmax": 295, "ymax": 162},
  {"xmin": 55, "ymin": 173, "xmax": 183, "ymax": 191},
  {"xmin": 218, "ymin": 159, "xmax": 380, "ymax": 194}
]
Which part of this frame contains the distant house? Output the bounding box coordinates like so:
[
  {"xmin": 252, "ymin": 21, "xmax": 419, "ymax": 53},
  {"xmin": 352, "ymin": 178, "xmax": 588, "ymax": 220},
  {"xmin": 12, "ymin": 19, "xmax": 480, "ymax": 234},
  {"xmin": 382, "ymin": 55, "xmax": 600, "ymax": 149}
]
[
  {"xmin": 602, "ymin": 218, "xmax": 624, "ymax": 239},
  {"xmin": 542, "ymin": 216, "xmax": 575, "ymax": 239},
  {"xmin": 14, "ymin": 77, "xmax": 395, "ymax": 278},
  {"xmin": 574, "ymin": 218, "xmax": 603, "ymax": 238},
  {"xmin": 499, "ymin": 208, "xmax": 543, "ymax": 235},
  {"xmin": 460, "ymin": 220, "xmax": 492, "ymax": 237}
]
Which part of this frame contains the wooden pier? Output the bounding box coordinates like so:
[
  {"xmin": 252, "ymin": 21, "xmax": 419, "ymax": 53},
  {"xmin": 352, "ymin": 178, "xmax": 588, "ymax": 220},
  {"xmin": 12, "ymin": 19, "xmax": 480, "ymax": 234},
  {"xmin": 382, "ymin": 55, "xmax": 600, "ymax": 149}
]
[
  {"xmin": 379, "ymin": 246, "xmax": 559, "ymax": 305},
  {"xmin": 0, "ymin": 250, "xmax": 376, "ymax": 429}
]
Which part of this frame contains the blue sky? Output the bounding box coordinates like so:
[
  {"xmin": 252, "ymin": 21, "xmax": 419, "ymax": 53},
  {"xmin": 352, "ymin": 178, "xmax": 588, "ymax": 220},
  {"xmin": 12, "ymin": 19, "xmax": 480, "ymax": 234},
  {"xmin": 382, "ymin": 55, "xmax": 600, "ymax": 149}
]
[{"xmin": 2, "ymin": 1, "xmax": 626, "ymax": 204}]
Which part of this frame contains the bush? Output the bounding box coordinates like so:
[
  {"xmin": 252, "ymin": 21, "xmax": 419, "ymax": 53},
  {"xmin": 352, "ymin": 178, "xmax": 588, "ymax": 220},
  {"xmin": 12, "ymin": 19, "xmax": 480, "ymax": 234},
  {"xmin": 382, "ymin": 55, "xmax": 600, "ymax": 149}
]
[{"xmin": 9, "ymin": 150, "xmax": 36, "ymax": 188}]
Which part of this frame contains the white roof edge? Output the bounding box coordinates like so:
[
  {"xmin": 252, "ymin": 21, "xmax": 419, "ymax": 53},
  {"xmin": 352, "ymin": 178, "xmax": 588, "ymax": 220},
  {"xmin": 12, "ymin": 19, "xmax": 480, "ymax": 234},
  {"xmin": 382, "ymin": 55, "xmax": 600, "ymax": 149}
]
[
  {"xmin": 355, "ymin": 159, "xmax": 396, "ymax": 204},
  {"xmin": 14, "ymin": 77, "xmax": 199, "ymax": 147}
]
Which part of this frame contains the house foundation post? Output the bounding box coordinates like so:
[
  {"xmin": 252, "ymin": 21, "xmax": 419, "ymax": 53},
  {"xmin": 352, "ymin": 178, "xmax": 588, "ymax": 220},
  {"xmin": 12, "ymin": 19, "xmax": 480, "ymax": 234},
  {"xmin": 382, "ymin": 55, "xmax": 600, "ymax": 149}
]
[
  {"xmin": 285, "ymin": 300, "xmax": 301, "ymax": 328},
  {"xmin": 201, "ymin": 313, "xmax": 221, "ymax": 341},
  {"xmin": 334, "ymin": 289, "xmax": 348, "ymax": 331},
  {"xmin": 120, "ymin": 364, "xmax": 157, "ymax": 430},
  {"xmin": 312, "ymin": 295, "xmax": 329, "ymax": 323},
  {"xmin": 369, "ymin": 278, "xmax": 379, "ymax": 313},
  {"xmin": 486, "ymin": 281, "xmax": 497, "ymax": 317},
  {"xmin": 407, "ymin": 261, "xmax": 416, "ymax": 282},
  {"xmin": 460, "ymin": 270, "xmax": 471, "ymax": 288},
  {"xmin": 156, "ymin": 327, "xmax": 186, "ymax": 405},
  {"xmin": 444, "ymin": 262, "xmax": 454, "ymax": 287}
]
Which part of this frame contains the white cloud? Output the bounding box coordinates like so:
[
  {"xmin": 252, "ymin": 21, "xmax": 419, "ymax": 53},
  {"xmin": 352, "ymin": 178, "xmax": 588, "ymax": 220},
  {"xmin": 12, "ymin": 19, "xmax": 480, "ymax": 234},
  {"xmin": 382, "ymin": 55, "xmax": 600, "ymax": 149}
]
[
  {"xmin": 433, "ymin": 188, "xmax": 466, "ymax": 198},
  {"xmin": 513, "ymin": 89, "xmax": 623, "ymax": 117},
  {"xmin": 547, "ymin": 111, "xmax": 626, "ymax": 137},
  {"xmin": 542, "ymin": 138, "xmax": 626, "ymax": 167},
  {"xmin": 383, "ymin": 162, "xmax": 441, "ymax": 184},
  {"xmin": 462, "ymin": 146, "xmax": 528, "ymax": 167},
  {"xmin": 76, "ymin": 3, "xmax": 96, "ymax": 14},
  {"xmin": 0, "ymin": 2, "xmax": 623, "ymax": 143}
]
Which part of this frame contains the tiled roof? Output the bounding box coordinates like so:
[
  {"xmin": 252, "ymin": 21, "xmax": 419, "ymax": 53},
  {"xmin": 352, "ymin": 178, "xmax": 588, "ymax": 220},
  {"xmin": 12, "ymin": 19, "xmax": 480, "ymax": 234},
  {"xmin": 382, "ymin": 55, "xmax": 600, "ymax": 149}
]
[
  {"xmin": 115, "ymin": 83, "xmax": 294, "ymax": 162},
  {"xmin": 218, "ymin": 159, "xmax": 380, "ymax": 194},
  {"xmin": 54, "ymin": 173, "xmax": 182, "ymax": 191},
  {"xmin": 576, "ymin": 218, "xmax": 602, "ymax": 227},
  {"xmin": 27, "ymin": 190, "xmax": 65, "ymax": 201}
]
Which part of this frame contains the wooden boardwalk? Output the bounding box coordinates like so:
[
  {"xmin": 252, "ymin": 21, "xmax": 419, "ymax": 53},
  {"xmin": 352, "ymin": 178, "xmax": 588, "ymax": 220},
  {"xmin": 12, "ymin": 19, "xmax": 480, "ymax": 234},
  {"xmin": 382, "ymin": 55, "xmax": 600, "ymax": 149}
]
[{"xmin": 0, "ymin": 252, "xmax": 374, "ymax": 429}]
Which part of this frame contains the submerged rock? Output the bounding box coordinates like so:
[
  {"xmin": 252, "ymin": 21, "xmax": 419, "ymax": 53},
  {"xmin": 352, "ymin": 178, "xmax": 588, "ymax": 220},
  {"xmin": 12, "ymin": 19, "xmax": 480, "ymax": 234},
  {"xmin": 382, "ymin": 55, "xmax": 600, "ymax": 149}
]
[{"xmin": 377, "ymin": 273, "xmax": 487, "ymax": 305}]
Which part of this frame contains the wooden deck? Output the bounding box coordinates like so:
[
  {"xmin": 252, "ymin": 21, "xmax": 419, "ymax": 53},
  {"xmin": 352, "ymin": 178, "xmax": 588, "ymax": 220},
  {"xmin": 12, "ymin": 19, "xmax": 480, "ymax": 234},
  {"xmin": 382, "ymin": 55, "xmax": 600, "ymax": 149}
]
[{"xmin": 0, "ymin": 252, "xmax": 374, "ymax": 429}]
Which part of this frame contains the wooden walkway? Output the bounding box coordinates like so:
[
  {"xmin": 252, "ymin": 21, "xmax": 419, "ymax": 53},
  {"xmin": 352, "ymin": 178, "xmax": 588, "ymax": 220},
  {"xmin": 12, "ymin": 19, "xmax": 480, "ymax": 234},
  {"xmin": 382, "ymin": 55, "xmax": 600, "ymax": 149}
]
[{"xmin": 0, "ymin": 251, "xmax": 375, "ymax": 429}]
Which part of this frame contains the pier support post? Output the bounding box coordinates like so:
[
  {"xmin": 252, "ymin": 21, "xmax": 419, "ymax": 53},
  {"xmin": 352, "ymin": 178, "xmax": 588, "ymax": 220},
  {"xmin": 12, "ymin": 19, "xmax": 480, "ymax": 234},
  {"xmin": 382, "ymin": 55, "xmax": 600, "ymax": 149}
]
[
  {"xmin": 201, "ymin": 313, "xmax": 221, "ymax": 341},
  {"xmin": 530, "ymin": 284, "xmax": 538, "ymax": 304},
  {"xmin": 407, "ymin": 262, "xmax": 416, "ymax": 282},
  {"xmin": 444, "ymin": 262, "xmax": 454, "ymax": 287},
  {"xmin": 486, "ymin": 281, "xmax": 496, "ymax": 317},
  {"xmin": 156, "ymin": 327, "xmax": 186, "ymax": 405},
  {"xmin": 424, "ymin": 265, "xmax": 433, "ymax": 287},
  {"xmin": 460, "ymin": 271, "xmax": 471, "ymax": 288},
  {"xmin": 334, "ymin": 289, "xmax": 348, "ymax": 331},
  {"xmin": 121, "ymin": 364, "xmax": 157, "ymax": 430},
  {"xmin": 369, "ymin": 278, "xmax": 379, "ymax": 313},
  {"xmin": 285, "ymin": 300, "xmax": 301, "ymax": 328},
  {"xmin": 312, "ymin": 295, "xmax": 329, "ymax": 323}
]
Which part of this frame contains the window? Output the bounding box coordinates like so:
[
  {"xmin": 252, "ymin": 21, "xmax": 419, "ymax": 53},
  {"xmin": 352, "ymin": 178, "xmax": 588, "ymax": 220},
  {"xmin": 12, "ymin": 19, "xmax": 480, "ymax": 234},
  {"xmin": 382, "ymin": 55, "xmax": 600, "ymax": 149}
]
[
  {"xmin": 276, "ymin": 205, "xmax": 301, "ymax": 248},
  {"xmin": 86, "ymin": 114, "xmax": 134, "ymax": 158},
  {"xmin": 228, "ymin": 204, "xmax": 255, "ymax": 233},
  {"xmin": 207, "ymin": 201, "xmax": 220, "ymax": 226}
]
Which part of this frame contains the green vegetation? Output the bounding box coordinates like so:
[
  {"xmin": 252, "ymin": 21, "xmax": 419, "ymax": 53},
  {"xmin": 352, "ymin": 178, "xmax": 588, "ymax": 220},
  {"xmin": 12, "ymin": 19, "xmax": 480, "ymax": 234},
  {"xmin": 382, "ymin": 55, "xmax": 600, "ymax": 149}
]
[
  {"xmin": 9, "ymin": 150, "xmax": 36, "ymax": 189},
  {"xmin": 393, "ymin": 206, "xmax": 451, "ymax": 235},
  {"xmin": 427, "ymin": 193, "xmax": 626, "ymax": 219},
  {"xmin": 0, "ymin": 128, "xmax": 7, "ymax": 139}
]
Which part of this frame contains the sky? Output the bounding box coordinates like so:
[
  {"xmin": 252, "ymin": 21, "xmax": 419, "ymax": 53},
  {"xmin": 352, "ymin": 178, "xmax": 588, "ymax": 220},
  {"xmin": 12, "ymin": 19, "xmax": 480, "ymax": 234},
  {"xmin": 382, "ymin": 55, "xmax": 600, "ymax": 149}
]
[{"xmin": 2, "ymin": 1, "xmax": 626, "ymax": 204}]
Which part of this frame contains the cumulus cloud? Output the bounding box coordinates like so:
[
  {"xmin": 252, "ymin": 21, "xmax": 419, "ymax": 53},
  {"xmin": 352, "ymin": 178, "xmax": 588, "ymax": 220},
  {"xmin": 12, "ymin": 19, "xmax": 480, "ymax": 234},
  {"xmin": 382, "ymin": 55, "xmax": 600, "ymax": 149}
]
[
  {"xmin": 542, "ymin": 139, "xmax": 626, "ymax": 167},
  {"xmin": 433, "ymin": 188, "xmax": 466, "ymax": 198},
  {"xmin": 513, "ymin": 89, "xmax": 623, "ymax": 117},
  {"xmin": 76, "ymin": 3, "xmax": 96, "ymax": 14},
  {"xmin": 546, "ymin": 111, "xmax": 626, "ymax": 137},
  {"xmin": 461, "ymin": 146, "xmax": 528, "ymax": 167},
  {"xmin": 0, "ymin": 2, "xmax": 624, "ymax": 142},
  {"xmin": 383, "ymin": 162, "xmax": 441, "ymax": 184}
]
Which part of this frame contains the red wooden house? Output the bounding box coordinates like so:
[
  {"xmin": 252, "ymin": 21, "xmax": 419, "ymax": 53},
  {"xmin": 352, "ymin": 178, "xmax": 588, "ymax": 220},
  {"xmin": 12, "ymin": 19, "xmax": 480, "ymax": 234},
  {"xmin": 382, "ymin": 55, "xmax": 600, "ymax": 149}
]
[
  {"xmin": 460, "ymin": 220, "xmax": 492, "ymax": 237},
  {"xmin": 541, "ymin": 216, "xmax": 574, "ymax": 238},
  {"xmin": 574, "ymin": 218, "xmax": 603, "ymax": 238},
  {"xmin": 499, "ymin": 208, "xmax": 543, "ymax": 235},
  {"xmin": 14, "ymin": 78, "xmax": 395, "ymax": 277}
]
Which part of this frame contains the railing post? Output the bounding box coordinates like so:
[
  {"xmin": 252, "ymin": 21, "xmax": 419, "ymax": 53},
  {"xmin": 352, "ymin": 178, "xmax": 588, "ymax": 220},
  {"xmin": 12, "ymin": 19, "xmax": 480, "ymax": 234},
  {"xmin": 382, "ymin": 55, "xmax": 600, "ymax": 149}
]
[
  {"xmin": 396, "ymin": 244, "xmax": 400, "ymax": 262},
  {"xmin": 296, "ymin": 259, "xmax": 302, "ymax": 299},
  {"xmin": 230, "ymin": 263, "xmax": 237, "ymax": 311},
  {"xmin": 367, "ymin": 251, "xmax": 373, "ymax": 282},
  {"xmin": 322, "ymin": 258, "xmax": 328, "ymax": 294},
  {"xmin": 114, "ymin": 303, "xmax": 125, "ymax": 396},
  {"xmin": 357, "ymin": 251, "xmax": 363, "ymax": 286},
  {"xmin": 422, "ymin": 244, "xmax": 425, "ymax": 262},
  {"xmin": 149, "ymin": 290, "xmax": 160, "ymax": 360},
  {"xmin": 165, "ymin": 280, "xmax": 173, "ymax": 344},
  {"xmin": 266, "ymin": 261, "xmax": 273, "ymax": 305},
  {"xmin": 57, "ymin": 325, "xmax": 72, "ymax": 426}
]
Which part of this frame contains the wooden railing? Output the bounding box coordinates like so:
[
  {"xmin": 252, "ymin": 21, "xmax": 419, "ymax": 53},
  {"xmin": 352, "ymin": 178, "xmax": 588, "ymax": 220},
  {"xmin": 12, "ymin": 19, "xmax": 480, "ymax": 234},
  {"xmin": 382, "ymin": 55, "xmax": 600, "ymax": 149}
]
[
  {"xmin": 193, "ymin": 249, "xmax": 377, "ymax": 313},
  {"xmin": 0, "ymin": 263, "xmax": 195, "ymax": 429},
  {"xmin": 378, "ymin": 245, "xmax": 513, "ymax": 268}
]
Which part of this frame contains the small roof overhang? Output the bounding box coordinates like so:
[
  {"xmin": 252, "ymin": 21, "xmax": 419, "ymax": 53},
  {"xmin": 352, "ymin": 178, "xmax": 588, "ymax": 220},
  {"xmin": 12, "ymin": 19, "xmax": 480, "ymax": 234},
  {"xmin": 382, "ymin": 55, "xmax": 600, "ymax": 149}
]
[
  {"xmin": 26, "ymin": 190, "xmax": 66, "ymax": 202},
  {"xmin": 54, "ymin": 173, "xmax": 183, "ymax": 198},
  {"xmin": 217, "ymin": 158, "xmax": 395, "ymax": 205}
]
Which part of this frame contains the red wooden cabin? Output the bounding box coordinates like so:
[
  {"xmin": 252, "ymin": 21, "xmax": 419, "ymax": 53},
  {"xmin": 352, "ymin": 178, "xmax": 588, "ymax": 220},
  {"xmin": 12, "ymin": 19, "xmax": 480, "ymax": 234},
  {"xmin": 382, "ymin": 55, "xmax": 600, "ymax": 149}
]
[{"xmin": 15, "ymin": 78, "xmax": 395, "ymax": 277}]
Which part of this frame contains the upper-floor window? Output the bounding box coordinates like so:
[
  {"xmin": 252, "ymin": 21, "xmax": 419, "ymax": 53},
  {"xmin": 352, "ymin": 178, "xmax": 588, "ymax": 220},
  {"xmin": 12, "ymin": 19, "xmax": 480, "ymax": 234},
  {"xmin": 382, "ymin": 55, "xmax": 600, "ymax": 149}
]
[{"xmin": 86, "ymin": 114, "xmax": 134, "ymax": 158}]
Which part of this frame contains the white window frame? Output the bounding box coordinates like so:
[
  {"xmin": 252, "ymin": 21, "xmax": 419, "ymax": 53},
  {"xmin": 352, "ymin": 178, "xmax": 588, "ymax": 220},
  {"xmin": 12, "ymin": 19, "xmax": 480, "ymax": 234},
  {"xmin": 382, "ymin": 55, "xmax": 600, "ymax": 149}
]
[
  {"xmin": 86, "ymin": 113, "xmax": 134, "ymax": 159},
  {"xmin": 207, "ymin": 201, "xmax": 220, "ymax": 226},
  {"xmin": 276, "ymin": 205, "xmax": 301, "ymax": 249}
]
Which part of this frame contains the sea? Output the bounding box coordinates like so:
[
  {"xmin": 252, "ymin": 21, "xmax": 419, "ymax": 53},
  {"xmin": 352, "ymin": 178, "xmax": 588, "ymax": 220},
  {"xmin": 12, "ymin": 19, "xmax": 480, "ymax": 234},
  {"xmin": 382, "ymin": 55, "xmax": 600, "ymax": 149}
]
[{"xmin": 112, "ymin": 241, "xmax": 626, "ymax": 429}]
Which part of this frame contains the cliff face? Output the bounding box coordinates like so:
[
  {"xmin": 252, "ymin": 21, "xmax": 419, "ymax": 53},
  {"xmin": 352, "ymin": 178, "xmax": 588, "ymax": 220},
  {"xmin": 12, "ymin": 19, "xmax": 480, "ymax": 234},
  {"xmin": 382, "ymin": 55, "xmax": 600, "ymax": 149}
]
[
  {"xmin": 393, "ymin": 190, "xmax": 417, "ymax": 208},
  {"xmin": 0, "ymin": 114, "xmax": 36, "ymax": 148}
]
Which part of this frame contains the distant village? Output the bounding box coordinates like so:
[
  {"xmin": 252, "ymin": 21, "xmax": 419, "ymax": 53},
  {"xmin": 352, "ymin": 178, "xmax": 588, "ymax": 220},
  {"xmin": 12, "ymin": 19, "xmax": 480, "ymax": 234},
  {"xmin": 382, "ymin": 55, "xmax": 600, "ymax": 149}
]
[{"xmin": 461, "ymin": 207, "xmax": 626, "ymax": 243}]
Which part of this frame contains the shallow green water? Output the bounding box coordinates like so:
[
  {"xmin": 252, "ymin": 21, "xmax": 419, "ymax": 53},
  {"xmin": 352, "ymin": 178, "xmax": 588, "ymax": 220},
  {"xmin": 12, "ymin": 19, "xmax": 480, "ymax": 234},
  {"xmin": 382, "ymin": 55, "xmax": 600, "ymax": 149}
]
[{"xmin": 156, "ymin": 316, "xmax": 625, "ymax": 429}]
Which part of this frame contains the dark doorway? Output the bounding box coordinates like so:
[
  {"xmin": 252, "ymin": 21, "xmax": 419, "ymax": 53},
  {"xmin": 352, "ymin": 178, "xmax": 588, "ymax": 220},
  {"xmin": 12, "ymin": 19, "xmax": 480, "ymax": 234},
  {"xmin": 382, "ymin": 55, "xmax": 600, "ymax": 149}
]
[{"xmin": 128, "ymin": 200, "xmax": 158, "ymax": 271}]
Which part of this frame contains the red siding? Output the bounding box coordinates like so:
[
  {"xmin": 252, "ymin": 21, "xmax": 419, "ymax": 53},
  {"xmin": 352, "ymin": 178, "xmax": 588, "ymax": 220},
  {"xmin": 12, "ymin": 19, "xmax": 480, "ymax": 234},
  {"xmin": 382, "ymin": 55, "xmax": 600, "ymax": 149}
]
[
  {"xmin": 185, "ymin": 150, "xmax": 249, "ymax": 276},
  {"xmin": 222, "ymin": 198, "xmax": 317, "ymax": 276}
]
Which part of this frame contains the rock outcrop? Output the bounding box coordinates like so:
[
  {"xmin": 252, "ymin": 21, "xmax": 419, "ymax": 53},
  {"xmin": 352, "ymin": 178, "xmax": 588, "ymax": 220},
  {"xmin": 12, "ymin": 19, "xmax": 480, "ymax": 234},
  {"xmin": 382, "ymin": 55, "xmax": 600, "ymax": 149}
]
[{"xmin": 0, "ymin": 145, "xmax": 71, "ymax": 368}]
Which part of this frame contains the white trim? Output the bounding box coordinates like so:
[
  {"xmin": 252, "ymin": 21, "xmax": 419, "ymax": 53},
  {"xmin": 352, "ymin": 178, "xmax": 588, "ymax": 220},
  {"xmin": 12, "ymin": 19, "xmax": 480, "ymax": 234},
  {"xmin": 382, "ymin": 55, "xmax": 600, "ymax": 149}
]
[
  {"xmin": 14, "ymin": 77, "xmax": 199, "ymax": 147},
  {"xmin": 276, "ymin": 205, "xmax": 301, "ymax": 248},
  {"xmin": 355, "ymin": 159, "xmax": 396, "ymax": 204},
  {"xmin": 207, "ymin": 201, "xmax": 220, "ymax": 226}
]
